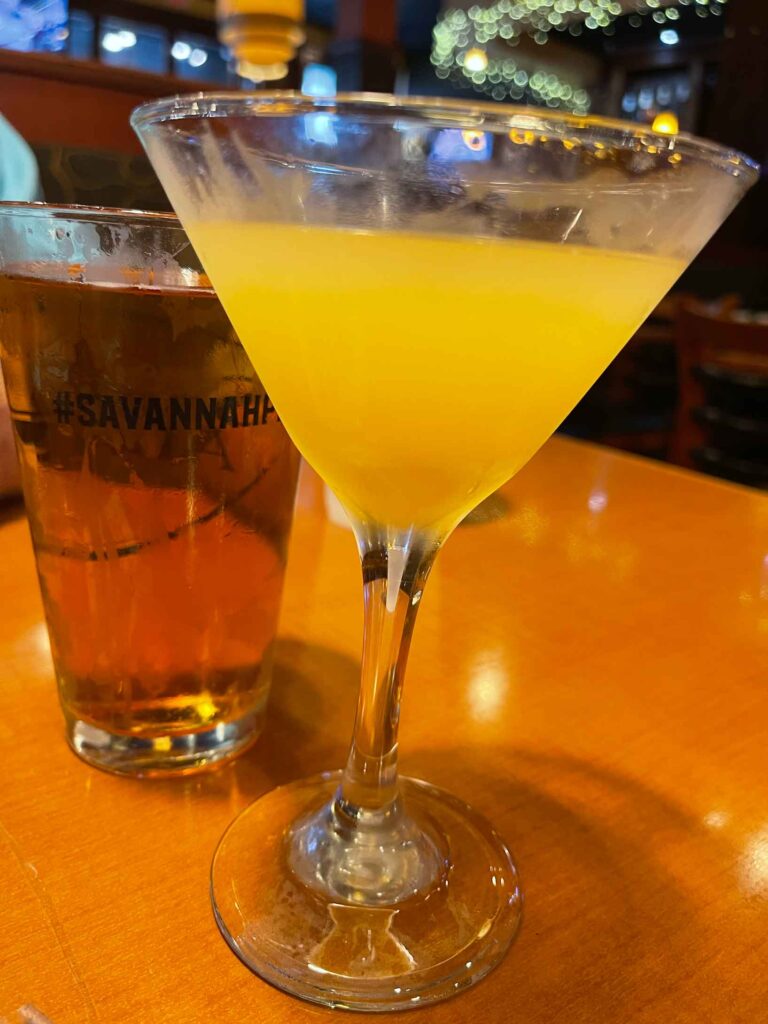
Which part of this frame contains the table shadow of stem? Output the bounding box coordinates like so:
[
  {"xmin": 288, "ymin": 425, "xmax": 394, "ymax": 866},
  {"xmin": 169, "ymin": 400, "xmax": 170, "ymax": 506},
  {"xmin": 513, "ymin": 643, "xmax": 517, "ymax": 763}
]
[
  {"xmin": 241, "ymin": 635, "xmax": 360, "ymax": 787},
  {"xmin": 117, "ymin": 639, "xmax": 742, "ymax": 1021},
  {"xmin": 400, "ymin": 746, "xmax": 738, "ymax": 1024},
  {"xmin": 176, "ymin": 637, "xmax": 361, "ymax": 805}
]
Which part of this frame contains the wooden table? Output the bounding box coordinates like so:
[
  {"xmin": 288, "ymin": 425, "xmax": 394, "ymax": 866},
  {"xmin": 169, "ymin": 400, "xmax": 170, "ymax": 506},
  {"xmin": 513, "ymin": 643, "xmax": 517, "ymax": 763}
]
[{"xmin": 2, "ymin": 437, "xmax": 767, "ymax": 1024}]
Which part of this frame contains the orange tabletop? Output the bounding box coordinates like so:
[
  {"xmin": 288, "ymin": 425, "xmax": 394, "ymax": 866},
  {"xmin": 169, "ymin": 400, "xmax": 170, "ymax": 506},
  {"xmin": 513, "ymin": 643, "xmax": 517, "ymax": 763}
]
[{"xmin": 1, "ymin": 436, "xmax": 767, "ymax": 1024}]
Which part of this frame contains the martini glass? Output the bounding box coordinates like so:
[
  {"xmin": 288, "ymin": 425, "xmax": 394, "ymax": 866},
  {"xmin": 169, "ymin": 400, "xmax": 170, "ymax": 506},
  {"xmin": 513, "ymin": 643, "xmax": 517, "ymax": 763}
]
[{"xmin": 132, "ymin": 95, "xmax": 757, "ymax": 1010}]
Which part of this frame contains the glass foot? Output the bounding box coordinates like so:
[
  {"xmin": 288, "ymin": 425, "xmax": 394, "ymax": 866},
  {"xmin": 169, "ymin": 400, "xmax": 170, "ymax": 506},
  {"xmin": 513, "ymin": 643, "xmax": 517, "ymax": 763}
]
[
  {"xmin": 211, "ymin": 771, "xmax": 522, "ymax": 1011},
  {"xmin": 64, "ymin": 706, "xmax": 264, "ymax": 777}
]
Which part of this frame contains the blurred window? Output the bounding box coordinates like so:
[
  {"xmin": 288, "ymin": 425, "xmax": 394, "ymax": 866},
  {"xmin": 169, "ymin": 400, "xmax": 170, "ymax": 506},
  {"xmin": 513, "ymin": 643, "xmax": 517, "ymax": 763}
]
[
  {"xmin": 171, "ymin": 34, "xmax": 229, "ymax": 83},
  {"xmin": 67, "ymin": 8, "xmax": 93, "ymax": 59},
  {"xmin": 99, "ymin": 16, "xmax": 167, "ymax": 73}
]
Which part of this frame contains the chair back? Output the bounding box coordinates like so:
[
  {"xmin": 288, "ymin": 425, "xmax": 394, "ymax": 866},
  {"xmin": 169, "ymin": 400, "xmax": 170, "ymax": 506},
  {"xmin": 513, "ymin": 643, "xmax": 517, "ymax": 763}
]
[{"xmin": 673, "ymin": 302, "xmax": 768, "ymax": 480}]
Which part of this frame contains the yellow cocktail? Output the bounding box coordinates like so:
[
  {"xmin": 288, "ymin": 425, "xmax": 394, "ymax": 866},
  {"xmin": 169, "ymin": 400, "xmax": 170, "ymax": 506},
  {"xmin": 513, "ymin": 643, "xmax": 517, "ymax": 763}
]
[{"xmin": 188, "ymin": 223, "xmax": 683, "ymax": 531}]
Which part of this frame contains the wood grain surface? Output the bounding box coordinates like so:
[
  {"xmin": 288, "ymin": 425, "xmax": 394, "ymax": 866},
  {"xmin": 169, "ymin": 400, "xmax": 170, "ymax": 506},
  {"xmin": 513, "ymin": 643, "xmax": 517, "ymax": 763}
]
[{"xmin": 1, "ymin": 437, "xmax": 767, "ymax": 1023}]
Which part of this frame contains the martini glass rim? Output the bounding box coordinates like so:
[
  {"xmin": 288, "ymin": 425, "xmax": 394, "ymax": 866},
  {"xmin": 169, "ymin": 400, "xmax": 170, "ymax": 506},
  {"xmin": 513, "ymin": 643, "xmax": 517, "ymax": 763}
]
[{"xmin": 131, "ymin": 90, "xmax": 760, "ymax": 185}]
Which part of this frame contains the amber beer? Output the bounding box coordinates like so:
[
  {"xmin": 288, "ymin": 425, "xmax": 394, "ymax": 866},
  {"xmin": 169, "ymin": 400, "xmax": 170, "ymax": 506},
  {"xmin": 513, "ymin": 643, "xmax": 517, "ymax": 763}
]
[{"xmin": 0, "ymin": 251, "xmax": 299, "ymax": 774}]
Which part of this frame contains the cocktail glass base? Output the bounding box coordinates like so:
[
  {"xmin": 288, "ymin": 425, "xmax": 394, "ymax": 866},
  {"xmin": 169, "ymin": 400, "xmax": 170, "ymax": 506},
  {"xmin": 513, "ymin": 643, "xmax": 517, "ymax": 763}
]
[
  {"xmin": 64, "ymin": 705, "xmax": 264, "ymax": 777},
  {"xmin": 211, "ymin": 771, "xmax": 522, "ymax": 1012}
]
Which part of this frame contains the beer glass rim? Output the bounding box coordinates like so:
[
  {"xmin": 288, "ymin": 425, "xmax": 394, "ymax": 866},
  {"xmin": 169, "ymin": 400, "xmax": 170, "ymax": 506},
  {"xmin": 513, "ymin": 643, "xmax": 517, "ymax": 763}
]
[
  {"xmin": 0, "ymin": 202, "xmax": 214, "ymax": 293},
  {"xmin": 0, "ymin": 200, "xmax": 179, "ymax": 229},
  {"xmin": 130, "ymin": 90, "xmax": 760, "ymax": 185}
]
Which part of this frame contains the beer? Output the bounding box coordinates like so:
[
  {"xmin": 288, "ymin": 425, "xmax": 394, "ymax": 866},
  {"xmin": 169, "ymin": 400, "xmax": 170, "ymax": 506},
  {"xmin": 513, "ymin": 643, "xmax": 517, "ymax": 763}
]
[{"xmin": 0, "ymin": 266, "xmax": 299, "ymax": 772}]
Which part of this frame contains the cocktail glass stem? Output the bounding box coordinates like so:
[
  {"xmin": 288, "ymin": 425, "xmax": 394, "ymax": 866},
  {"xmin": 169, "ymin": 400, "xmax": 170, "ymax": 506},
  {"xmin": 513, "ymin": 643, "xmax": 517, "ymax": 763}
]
[{"xmin": 289, "ymin": 525, "xmax": 444, "ymax": 905}]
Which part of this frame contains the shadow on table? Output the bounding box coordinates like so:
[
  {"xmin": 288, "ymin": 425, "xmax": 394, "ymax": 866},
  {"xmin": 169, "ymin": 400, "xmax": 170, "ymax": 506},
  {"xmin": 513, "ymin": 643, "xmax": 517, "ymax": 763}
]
[
  {"xmin": 241, "ymin": 635, "xmax": 360, "ymax": 788},
  {"xmin": 0, "ymin": 494, "xmax": 25, "ymax": 526},
  {"xmin": 166, "ymin": 637, "xmax": 361, "ymax": 805},
  {"xmin": 112, "ymin": 634, "xmax": 740, "ymax": 1020},
  {"xmin": 401, "ymin": 744, "xmax": 738, "ymax": 1023},
  {"xmin": 459, "ymin": 490, "xmax": 511, "ymax": 527}
]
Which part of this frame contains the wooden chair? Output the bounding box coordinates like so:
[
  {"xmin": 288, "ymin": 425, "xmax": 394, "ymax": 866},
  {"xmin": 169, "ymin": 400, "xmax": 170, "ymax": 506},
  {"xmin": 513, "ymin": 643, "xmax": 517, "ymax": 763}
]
[
  {"xmin": 672, "ymin": 302, "xmax": 768, "ymax": 487},
  {"xmin": 561, "ymin": 292, "xmax": 734, "ymax": 462}
]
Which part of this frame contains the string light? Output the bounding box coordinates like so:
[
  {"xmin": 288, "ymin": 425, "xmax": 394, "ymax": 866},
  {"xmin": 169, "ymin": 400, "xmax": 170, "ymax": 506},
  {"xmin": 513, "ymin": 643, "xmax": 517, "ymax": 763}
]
[
  {"xmin": 432, "ymin": 8, "xmax": 589, "ymax": 111},
  {"xmin": 431, "ymin": 0, "xmax": 729, "ymax": 109}
]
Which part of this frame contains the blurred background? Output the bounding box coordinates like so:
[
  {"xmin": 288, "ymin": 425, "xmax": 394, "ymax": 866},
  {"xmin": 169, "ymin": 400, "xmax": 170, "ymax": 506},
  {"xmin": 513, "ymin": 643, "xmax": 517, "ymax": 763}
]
[{"xmin": 0, "ymin": 0, "xmax": 766, "ymax": 488}]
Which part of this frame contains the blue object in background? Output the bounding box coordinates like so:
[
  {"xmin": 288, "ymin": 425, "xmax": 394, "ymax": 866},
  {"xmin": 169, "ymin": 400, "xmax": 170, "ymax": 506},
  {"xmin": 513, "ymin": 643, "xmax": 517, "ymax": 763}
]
[
  {"xmin": 99, "ymin": 16, "xmax": 166, "ymax": 74},
  {"xmin": 0, "ymin": 114, "xmax": 41, "ymax": 201},
  {"xmin": 67, "ymin": 8, "xmax": 93, "ymax": 59},
  {"xmin": 302, "ymin": 63, "xmax": 338, "ymax": 97},
  {"xmin": 0, "ymin": 0, "xmax": 68, "ymax": 52},
  {"xmin": 172, "ymin": 35, "xmax": 230, "ymax": 84},
  {"xmin": 430, "ymin": 128, "xmax": 492, "ymax": 164}
]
